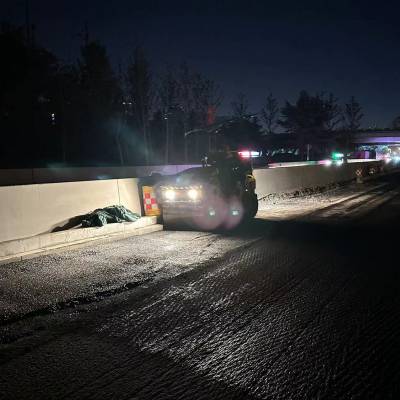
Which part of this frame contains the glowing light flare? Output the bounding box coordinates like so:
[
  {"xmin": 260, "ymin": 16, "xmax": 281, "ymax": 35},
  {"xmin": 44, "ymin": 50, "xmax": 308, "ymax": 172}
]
[
  {"xmin": 164, "ymin": 189, "xmax": 175, "ymax": 201},
  {"xmin": 187, "ymin": 188, "xmax": 199, "ymax": 200},
  {"xmin": 331, "ymin": 152, "xmax": 344, "ymax": 160},
  {"xmin": 239, "ymin": 150, "xmax": 261, "ymax": 158},
  {"xmin": 224, "ymin": 197, "xmax": 244, "ymax": 229}
]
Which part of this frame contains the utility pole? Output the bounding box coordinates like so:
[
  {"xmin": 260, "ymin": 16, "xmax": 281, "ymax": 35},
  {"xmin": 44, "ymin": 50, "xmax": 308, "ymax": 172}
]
[{"xmin": 164, "ymin": 112, "xmax": 170, "ymax": 164}]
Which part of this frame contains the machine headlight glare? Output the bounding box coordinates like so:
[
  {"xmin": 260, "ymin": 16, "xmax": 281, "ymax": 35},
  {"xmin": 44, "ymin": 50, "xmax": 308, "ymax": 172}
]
[
  {"xmin": 187, "ymin": 189, "xmax": 199, "ymax": 200},
  {"xmin": 164, "ymin": 189, "xmax": 176, "ymax": 201}
]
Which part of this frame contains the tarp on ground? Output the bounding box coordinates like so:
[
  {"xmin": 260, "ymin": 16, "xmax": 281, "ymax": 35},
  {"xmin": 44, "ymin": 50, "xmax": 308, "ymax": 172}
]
[
  {"xmin": 81, "ymin": 205, "xmax": 140, "ymax": 227},
  {"xmin": 51, "ymin": 205, "xmax": 141, "ymax": 232}
]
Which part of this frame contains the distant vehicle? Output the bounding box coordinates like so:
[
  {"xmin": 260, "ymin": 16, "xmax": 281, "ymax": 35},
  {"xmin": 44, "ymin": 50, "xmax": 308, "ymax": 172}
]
[
  {"xmin": 330, "ymin": 152, "xmax": 344, "ymax": 163},
  {"xmin": 157, "ymin": 151, "xmax": 258, "ymax": 230}
]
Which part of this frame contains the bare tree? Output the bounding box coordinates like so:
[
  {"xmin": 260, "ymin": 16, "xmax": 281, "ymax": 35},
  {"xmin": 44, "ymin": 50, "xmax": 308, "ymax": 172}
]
[
  {"xmin": 157, "ymin": 68, "xmax": 180, "ymax": 163},
  {"xmin": 324, "ymin": 93, "xmax": 342, "ymax": 132},
  {"xmin": 175, "ymin": 64, "xmax": 223, "ymax": 159},
  {"xmin": 343, "ymin": 96, "xmax": 363, "ymax": 131},
  {"xmin": 279, "ymin": 90, "xmax": 344, "ymax": 160},
  {"xmin": 126, "ymin": 46, "xmax": 153, "ymax": 165},
  {"xmin": 78, "ymin": 40, "xmax": 122, "ymax": 163},
  {"xmin": 231, "ymin": 93, "xmax": 249, "ymax": 118},
  {"xmin": 261, "ymin": 92, "xmax": 279, "ymax": 134},
  {"xmin": 192, "ymin": 73, "xmax": 223, "ymax": 126},
  {"xmin": 342, "ymin": 96, "xmax": 363, "ymax": 162},
  {"xmin": 178, "ymin": 63, "xmax": 195, "ymax": 127},
  {"xmin": 191, "ymin": 73, "xmax": 223, "ymax": 155},
  {"xmin": 392, "ymin": 116, "xmax": 400, "ymax": 129},
  {"xmin": 177, "ymin": 63, "xmax": 196, "ymax": 161},
  {"xmin": 157, "ymin": 63, "xmax": 222, "ymax": 162}
]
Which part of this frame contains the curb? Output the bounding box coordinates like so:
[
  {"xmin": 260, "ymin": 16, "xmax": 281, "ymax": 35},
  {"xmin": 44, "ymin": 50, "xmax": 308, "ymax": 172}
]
[{"xmin": 0, "ymin": 218, "xmax": 163, "ymax": 265}]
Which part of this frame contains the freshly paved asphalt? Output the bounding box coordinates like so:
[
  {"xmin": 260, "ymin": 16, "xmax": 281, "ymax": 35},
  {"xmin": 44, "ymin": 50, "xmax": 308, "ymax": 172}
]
[{"xmin": 1, "ymin": 173, "xmax": 400, "ymax": 399}]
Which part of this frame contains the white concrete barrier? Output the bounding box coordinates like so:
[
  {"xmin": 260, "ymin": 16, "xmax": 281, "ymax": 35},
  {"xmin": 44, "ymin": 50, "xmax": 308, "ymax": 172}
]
[
  {"xmin": 254, "ymin": 160, "xmax": 383, "ymax": 198},
  {"xmin": 0, "ymin": 178, "xmax": 141, "ymax": 243},
  {"xmin": 0, "ymin": 160, "xmax": 390, "ymax": 253}
]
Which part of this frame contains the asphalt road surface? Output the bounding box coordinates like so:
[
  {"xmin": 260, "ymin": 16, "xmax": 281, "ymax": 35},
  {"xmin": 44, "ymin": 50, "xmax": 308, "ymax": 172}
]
[{"xmin": 1, "ymin": 172, "xmax": 400, "ymax": 399}]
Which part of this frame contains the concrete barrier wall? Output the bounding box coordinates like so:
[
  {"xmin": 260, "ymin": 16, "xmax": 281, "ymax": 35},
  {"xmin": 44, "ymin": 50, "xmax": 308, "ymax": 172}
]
[
  {"xmin": 254, "ymin": 160, "xmax": 382, "ymax": 198},
  {"xmin": 0, "ymin": 165, "xmax": 199, "ymax": 186},
  {"xmin": 0, "ymin": 178, "xmax": 141, "ymax": 243},
  {"xmin": 0, "ymin": 160, "xmax": 387, "ymax": 244}
]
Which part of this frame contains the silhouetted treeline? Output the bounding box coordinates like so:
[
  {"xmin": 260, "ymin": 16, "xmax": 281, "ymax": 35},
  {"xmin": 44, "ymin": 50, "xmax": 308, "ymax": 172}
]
[
  {"xmin": 0, "ymin": 24, "xmax": 223, "ymax": 167},
  {"xmin": 3, "ymin": 23, "xmax": 396, "ymax": 167}
]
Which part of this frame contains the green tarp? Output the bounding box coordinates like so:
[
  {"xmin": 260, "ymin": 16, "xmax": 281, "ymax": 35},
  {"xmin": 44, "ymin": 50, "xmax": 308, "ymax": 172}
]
[{"xmin": 81, "ymin": 205, "xmax": 141, "ymax": 227}]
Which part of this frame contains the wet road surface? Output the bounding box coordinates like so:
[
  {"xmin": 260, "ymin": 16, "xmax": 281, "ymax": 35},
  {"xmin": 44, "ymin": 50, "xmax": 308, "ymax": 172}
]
[{"xmin": 1, "ymin": 173, "xmax": 400, "ymax": 399}]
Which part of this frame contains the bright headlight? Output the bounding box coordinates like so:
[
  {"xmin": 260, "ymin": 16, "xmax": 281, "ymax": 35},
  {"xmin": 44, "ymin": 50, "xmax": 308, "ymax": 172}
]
[
  {"xmin": 164, "ymin": 189, "xmax": 175, "ymax": 201},
  {"xmin": 187, "ymin": 189, "xmax": 199, "ymax": 200}
]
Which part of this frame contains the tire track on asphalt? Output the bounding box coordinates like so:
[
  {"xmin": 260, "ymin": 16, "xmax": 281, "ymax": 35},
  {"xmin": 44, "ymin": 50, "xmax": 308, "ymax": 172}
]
[
  {"xmin": 123, "ymin": 265, "xmax": 324, "ymax": 400},
  {"xmin": 92, "ymin": 246, "xmax": 342, "ymax": 399},
  {"xmin": 0, "ymin": 235, "xmax": 260, "ymax": 329},
  {"xmin": 139, "ymin": 262, "xmax": 354, "ymax": 400},
  {"xmin": 246, "ymin": 270, "xmax": 400, "ymax": 399},
  {"xmin": 250, "ymin": 274, "xmax": 360, "ymax": 399},
  {"xmin": 0, "ymin": 277, "xmax": 155, "ymax": 328},
  {"xmin": 303, "ymin": 182, "xmax": 390, "ymax": 219},
  {"xmin": 351, "ymin": 188, "xmax": 400, "ymax": 221},
  {"xmin": 301, "ymin": 182, "xmax": 397, "ymax": 223},
  {"xmin": 333, "ymin": 304, "xmax": 400, "ymax": 399},
  {"xmin": 327, "ymin": 187, "xmax": 400, "ymax": 221},
  {"xmin": 41, "ymin": 238, "xmax": 267, "ymax": 400},
  {"xmin": 106, "ymin": 237, "xmax": 264, "ymax": 337},
  {"xmin": 137, "ymin": 200, "xmax": 400, "ymax": 399},
  {"xmin": 61, "ymin": 240, "xmax": 321, "ymax": 399}
]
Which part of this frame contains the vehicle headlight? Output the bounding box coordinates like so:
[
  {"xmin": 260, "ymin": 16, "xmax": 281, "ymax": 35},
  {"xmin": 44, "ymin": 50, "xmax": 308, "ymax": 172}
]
[
  {"xmin": 164, "ymin": 189, "xmax": 176, "ymax": 201},
  {"xmin": 187, "ymin": 188, "xmax": 199, "ymax": 200}
]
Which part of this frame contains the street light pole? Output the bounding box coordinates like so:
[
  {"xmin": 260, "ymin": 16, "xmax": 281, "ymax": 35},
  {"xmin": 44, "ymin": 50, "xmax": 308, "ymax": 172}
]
[{"xmin": 165, "ymin": 111, "xmax": 169, "ymax": 164}]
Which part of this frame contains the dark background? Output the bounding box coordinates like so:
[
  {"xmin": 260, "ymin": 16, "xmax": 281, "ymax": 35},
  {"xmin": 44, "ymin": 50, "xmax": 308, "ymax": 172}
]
[
  {"xmin": 1, "ymin": 1, "xmax": 399, "ymax": 167},
  {"xmin": 3, "ymin": 0, "xmax": 400, "ymax": 126}
]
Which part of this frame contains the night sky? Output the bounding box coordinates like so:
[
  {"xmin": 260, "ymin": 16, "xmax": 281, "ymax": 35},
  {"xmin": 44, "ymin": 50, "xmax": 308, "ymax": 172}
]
[{"xmin": 2, "ymin": 0, "xmax": 400, "ymax": 128}]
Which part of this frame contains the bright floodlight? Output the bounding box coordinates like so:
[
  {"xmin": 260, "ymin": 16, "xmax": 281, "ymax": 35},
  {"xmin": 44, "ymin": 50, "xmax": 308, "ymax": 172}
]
[
  {"xmin": 239, "ymin": 150, "xmax": 261, "ymax": 159},
  {"xmin": 187, "ymin": 188, "xmax": 199, "ymax": 200},
  {"xmin": 331, "ymin": 152, "xmax": 344, "ymax": 160},
  {"xmin": 164, "ymin": 189, "xmax": 175, "ymax": 201}
]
